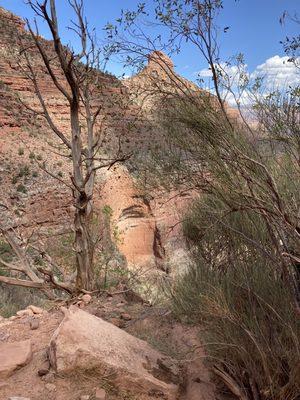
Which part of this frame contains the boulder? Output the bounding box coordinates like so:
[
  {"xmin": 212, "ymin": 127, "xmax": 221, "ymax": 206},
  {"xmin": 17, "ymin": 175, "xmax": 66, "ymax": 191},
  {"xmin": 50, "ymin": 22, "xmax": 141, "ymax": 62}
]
[
  {"xmin": 0, "ymin": 340, "xmax": 32, "ymax": 379},
  {"xmin": 16, "ymin": 309, "xmax": 34, "ymax": 317},
  {"xmin": 49, "ymin": 306, "xmax": 179, "ymax": 399}
]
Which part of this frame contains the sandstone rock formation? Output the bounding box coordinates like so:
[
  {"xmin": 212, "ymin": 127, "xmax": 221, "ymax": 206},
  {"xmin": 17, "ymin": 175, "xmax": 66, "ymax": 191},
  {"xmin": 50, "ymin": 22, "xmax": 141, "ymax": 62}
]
[
  {"xmin": 0, "ymin": 339, "xmax": 32, "ymax": 379},
  {"xmin": 48, "ymin": 306, "xmax": 180, "ymax": 399}
]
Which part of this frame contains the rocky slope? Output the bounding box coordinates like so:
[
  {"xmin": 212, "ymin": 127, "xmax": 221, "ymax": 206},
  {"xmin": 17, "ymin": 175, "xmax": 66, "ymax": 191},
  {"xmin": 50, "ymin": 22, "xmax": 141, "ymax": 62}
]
[{"xmin": 0, "ymin": 6, "xmax": 193, "ymax": 274}]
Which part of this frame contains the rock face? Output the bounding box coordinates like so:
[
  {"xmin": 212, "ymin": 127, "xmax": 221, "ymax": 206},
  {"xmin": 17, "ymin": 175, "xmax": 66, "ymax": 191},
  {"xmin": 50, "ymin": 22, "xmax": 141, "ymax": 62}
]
[
  {"xmin": 48, "ymin": 306, "xmax": 179, "ymax": 399},
  {"xmin": 0, "ymin": 340, "xmax": 32, "ymax": 379},
  {"xmin": 100, "ymin": 166, "xmax": 160, "ymax": 268}
]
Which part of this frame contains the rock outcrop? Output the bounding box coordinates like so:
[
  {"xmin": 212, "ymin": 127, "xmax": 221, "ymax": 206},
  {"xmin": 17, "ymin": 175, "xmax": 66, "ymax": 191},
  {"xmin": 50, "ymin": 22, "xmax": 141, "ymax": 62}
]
[
  {"xmin": 0, "ymin": 339, "xmax": 32, "ymax": 379},
  {"xmin": 49, "ymin": 306, "xmax": 180, "ymax": 399}
]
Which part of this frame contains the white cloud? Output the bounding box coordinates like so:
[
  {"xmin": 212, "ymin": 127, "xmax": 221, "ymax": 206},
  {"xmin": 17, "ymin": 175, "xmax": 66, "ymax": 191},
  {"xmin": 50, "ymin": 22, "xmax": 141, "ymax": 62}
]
[
  {"xmin": 251, "ymin": 55, "xmax": 298, "ymax": 89},
  {"xmin": 195, "ymin": 55, "xmax": 299, "ymax": 107},
  {"xmin": 224, "ymin": 91, "xmax": 252, "ymax": 108},
  {"xmin": 198, "ymin": 63, "xmax": 243, "ymax": 79},
  {"xmin": 197, "ymin": 67, "xmax": 213, "ymax": 77},
  {"xmin": 197, "ymin": 55, "xmax": 298, "ymax": 90}
]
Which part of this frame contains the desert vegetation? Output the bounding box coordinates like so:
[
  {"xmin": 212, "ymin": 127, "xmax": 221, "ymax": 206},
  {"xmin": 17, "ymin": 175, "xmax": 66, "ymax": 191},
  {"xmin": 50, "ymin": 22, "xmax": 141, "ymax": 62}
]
[
  {"xmin": 105, "ymin": 1, "xmax": 300, "ymax": 398},
  {"xmin": 0, "ymin": 1, "xmax": 299, "ymax": 400}
]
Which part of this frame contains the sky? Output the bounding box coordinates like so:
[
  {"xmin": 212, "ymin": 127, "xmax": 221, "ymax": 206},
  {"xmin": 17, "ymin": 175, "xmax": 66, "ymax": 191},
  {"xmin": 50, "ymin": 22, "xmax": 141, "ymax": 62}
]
[{"xmin": 0, "ymin": 0, "xmax": 299, "ymax": 95}]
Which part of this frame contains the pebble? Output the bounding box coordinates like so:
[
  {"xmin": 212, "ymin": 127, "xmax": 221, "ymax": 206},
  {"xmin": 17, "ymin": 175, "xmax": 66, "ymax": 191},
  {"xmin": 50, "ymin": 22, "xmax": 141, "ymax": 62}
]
[{"xmin": 80, "ymin": 396, "xmax": 90, "ymax": 400}]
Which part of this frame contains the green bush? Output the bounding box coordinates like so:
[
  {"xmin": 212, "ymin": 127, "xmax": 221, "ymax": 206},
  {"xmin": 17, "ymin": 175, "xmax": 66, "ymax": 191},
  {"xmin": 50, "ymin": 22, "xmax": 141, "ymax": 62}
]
[{"xmin": 18, "ymin": 164, "xmax": 30, "ymax": 177}]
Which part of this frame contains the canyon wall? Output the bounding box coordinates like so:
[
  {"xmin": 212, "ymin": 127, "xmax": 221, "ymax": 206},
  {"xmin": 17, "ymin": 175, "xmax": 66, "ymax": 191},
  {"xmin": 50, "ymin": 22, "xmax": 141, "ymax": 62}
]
[{"xmin": 0, "ymin": 7, "xmax": 191, "ymax": 272}]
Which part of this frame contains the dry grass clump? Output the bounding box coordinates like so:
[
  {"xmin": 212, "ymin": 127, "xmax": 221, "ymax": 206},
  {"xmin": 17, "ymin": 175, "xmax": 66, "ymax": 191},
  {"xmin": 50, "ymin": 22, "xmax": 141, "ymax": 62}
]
[{"xmin": 170, "ymin": 199, "xmax": 300, "ymax": 400}]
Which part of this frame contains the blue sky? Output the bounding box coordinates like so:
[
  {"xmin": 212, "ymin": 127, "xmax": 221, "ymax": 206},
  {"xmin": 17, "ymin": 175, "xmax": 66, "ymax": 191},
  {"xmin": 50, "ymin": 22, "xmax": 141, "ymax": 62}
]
[{"xmin": 0, "ymin": 0, "xmax": 299, "ymax": 86}]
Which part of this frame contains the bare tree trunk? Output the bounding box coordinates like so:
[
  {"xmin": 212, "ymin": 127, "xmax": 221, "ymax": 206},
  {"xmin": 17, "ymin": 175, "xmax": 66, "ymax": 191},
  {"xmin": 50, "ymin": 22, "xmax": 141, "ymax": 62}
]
[{"xmin": 69, "ymin": 99, "xmax": 92, "ymax": 291}]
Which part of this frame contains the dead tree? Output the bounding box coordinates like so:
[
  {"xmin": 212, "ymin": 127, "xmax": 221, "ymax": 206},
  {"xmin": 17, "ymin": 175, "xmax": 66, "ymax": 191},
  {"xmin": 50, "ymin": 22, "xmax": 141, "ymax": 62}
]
[{"xmin": 12, "ymin": 0, "xmax": 129, "ymax": 291}]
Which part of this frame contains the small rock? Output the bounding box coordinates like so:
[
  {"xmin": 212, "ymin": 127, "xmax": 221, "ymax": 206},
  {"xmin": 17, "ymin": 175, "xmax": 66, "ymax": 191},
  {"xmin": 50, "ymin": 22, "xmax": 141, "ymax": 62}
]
[
  {"xmin": 80, "ymin": 395, "xmax": 90, "ymax": 400},
  {"xmin": 81, "ymin": 294, "xmax": 92, "ymax": 304},
  {"xmin": 17, "ymin": 309, "xmax": 34, "ymax": 317},
  {"xmin": 120, "ymin": 313, "xmax": 132, "ymax": 321},
  {"xmin": 45, "ymin": 383, "xmax": 56, "ymax": 392},
  {"xmin": 95, "ymin": 388, "xmax": 107, "ymax": 400},
  {"xmin": 30, "ymin": 318, "xmax": 40, "ymax": 330},
  {"xmin": 9, "ymin": 316, "xmax": 18, "ymax": 321},
  {"xmin": 116, "ymin": 302, "xmax": 126, "ymax": 307},
  {"xmin": 27, "ymin": 305, "xmax": 44, "ymax": 315}
]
